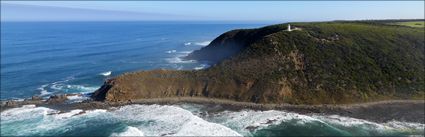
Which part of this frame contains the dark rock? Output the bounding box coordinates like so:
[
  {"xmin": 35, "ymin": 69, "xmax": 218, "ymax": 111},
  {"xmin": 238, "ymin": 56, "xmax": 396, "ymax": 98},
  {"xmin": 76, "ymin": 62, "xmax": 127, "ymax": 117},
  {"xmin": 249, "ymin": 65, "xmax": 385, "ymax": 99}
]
[
  {"xmin": 47, "ymin": 94, "xmax": 68, "ymax": 104},
  {"xmin": 91, "ymin": 79, "xmax": 114, "ymax": 101},
  {"xmin": 5, "ymin": 100, "xmax": 17, "ymax": 107},
  {"xmin": 245, "ymin": 126, "xmax": 259, "ymax": 132},
  {"xmin": 32, "ymin": 96, "xmax": 42, "ymax": 100}
]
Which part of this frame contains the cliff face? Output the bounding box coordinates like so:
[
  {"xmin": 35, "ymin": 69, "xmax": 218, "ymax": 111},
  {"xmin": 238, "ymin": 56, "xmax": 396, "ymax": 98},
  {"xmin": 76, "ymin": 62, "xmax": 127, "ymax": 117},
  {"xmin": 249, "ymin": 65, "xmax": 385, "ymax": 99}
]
[{"xmin": 93, "ymin": 21, "xmax": 425, "ymax": 104}]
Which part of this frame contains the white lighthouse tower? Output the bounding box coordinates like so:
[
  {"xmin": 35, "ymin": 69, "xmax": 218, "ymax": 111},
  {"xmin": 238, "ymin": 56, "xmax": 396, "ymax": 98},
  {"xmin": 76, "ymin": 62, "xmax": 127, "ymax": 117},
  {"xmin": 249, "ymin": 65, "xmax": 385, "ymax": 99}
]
[{"xmin": 287, "ymin": 24, "xmax": 292, "ymax": 31}]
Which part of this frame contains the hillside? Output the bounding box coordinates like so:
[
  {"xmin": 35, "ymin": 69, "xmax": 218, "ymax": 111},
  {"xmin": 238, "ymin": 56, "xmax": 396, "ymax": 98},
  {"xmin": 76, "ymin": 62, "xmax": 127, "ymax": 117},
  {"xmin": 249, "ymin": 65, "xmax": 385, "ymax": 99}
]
[{"xmin": 92, "ymin": 21, "xmax": 425, "ymax": 104}]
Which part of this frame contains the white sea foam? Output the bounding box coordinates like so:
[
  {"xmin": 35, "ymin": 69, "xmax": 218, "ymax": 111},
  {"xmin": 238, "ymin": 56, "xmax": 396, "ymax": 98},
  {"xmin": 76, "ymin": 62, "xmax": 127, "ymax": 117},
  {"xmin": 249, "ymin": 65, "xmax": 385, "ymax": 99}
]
[
  {"xmin": 209, "ymin": 109, "xmax": 425, "ymax": 136},
  {"xmin": 100, "ymin": 71, "xmax": 112, "ymax": 76},
  {"xmin": 313, "ymin": 115, "xmax": 384, "ymax": 128},
  {"xmin": 111, "ymin": 126, "xmax": 144, "ymax": 136},
  {"xmin": 179, "ymin": 51, "xmax": 193, "ymax": 54},
  {"xmin": 54, "ymin": 109, "xmax": 83, "ymax": 119},
  {"xmin": 384, "ymin": 121, "xmax": 425, "ymax": 131},
  {"xmin": 2, "ymin": 104, "xmax": 423, "ymax": 136},
  {"xmin": 165, "ymin": 49, "xmax": 196, "ymax": 64},
  {"xmin": 184, "ymin": 41, "xmax": 210, "ymax": 46},
  {"xmin": 49, "ymin": 82, "xmax": 99, "ymax": 94},
  {"xmin": 1, "ymin": 105, "xmax": 56, "ymax": 123},
  {"xmin": 184, "ymin": 42, "xmax": 192, "ymax": 46},
  {"xmin": 194, "ymin": 41, "xmax": 211, "ymax": 46},
  {"xmin": 312, "ymin": 114, "xmax": 425, "ymax": 134},
  {"xmin": 166, "ymin": 56, "xmax": 196, "ymax": 64},
  {"xmin": 210, "ymin": 110, "xmax": 319, "ymax": 135},
  {"xmin": 38, "ymin": 84, "xmax": 51, "ymax": 96},
  {"xmin": 39, "ymin": 75, "xmax": 98, "ymax": 96},
  {"xmin": 65, "ymin": 85, "xmax": 99, "ymax": 94},
  {"xmin": 111, "ymin": 104, "xmax": 241, "ymax": 136},
  {"xmin": 166, "ymin": 50, "xmax": 177, "ymax": 53},
  {"xmin": 66, "ymin": 94, "xmax": 90, "ymax": 103},
  {"xmin": 194, "ymin": 64, "xmax": 210, "ymax": 70},
  {"xmin": 1, "ymin": 105, "xmax": 110, "ymax": 136}
]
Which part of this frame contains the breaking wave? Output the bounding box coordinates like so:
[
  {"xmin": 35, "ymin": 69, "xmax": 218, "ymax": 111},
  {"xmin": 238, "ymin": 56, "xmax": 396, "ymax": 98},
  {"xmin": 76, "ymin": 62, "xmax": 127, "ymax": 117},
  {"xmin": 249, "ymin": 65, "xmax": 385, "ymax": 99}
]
[
  {"xmin": 110, "ymin": 126, "xmax": 144, "ymax": 136},
  {"xmin": 1, "ymin": 104, "xmax": 241, "ymax": 136},
  {"xmin": 207, "ymin": 109, "xmax": 425, "ymax": 136},
  {"xmin": 2, "ymin": 104, "xmax": 422, "ymax": 136}
]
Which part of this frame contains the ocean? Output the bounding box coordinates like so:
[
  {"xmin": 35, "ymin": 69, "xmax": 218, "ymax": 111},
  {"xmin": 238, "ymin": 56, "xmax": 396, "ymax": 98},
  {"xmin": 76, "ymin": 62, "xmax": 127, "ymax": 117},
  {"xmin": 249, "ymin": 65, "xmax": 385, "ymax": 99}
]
[{"xmin": 1, "ymin": 22, "xmax": 424, "ymax": 136}]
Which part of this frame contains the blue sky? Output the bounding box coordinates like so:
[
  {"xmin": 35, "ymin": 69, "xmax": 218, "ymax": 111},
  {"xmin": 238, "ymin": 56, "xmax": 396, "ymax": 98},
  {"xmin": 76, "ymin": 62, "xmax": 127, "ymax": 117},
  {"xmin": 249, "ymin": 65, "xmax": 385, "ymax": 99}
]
[{"xmin": 1, "ymin": 1, "xmax": 424, "ymax": 22}]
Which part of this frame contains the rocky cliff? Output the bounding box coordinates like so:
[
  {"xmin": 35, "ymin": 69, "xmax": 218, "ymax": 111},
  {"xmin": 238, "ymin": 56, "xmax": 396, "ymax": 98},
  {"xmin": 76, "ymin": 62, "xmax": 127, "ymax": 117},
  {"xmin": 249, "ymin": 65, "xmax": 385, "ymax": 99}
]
[{"xmin": 92, "ymin": 21, "xmax": 425, "ymax": 104}]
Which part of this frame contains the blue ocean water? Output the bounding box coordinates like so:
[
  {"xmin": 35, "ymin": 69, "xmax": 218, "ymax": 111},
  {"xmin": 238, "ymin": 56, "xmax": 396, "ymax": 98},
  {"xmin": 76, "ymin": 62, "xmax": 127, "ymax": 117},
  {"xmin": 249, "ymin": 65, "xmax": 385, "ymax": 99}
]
[
  {"xmin": 1, "ymin": 21, "xmax": 265, "ymax": 100},
  {"xmin": 1, "ymin": 22, "xmax": 424, "ymax": 136}
]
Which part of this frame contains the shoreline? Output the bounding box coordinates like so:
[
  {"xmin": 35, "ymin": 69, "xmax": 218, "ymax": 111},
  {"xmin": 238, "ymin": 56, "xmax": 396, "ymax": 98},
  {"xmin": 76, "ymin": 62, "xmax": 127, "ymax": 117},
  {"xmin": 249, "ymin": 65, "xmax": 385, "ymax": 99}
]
[
  {"xmin": 2, "ymin": 96, "xmax": 424, "ymax": 124},
  {"xmin": 116, "ymin": 97, "xmax": 425, "ymax": 124}
]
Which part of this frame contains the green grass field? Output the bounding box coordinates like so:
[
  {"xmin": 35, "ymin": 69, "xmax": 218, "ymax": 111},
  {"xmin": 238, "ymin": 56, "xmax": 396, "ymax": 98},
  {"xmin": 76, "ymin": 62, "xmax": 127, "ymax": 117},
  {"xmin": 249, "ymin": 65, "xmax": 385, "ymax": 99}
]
[{"xmin": 393, "ymin": 21, "xmax": 425, "ymax": 28}]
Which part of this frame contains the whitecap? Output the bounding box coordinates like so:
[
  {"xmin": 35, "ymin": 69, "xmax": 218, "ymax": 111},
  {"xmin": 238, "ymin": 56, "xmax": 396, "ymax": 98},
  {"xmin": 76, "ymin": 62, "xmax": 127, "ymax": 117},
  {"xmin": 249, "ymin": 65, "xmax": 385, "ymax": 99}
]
[{"xmin": 100, "ymin": 71, "xmax": 112, "ymax": 76}]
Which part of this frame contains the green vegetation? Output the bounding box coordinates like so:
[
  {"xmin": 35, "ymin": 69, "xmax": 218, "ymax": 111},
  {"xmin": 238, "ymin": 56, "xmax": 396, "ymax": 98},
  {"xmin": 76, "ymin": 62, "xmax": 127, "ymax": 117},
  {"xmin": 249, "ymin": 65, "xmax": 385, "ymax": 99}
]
[
  {"xmin": 392, "ymin": 21, "xmax": 425, "ymax": 28},
  {"xmin": 94, "ymin": 21, "xmax": 425, "ymax": 105}
]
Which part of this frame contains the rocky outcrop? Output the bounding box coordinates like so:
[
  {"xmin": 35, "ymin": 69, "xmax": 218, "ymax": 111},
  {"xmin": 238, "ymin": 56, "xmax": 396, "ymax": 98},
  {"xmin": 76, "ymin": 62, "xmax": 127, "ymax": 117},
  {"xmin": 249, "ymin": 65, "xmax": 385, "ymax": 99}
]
[
  {"xmin": 185, "ymin": 25, "xmax": 286, "ymax": 63},
  {"xmin": 92, "ymin": 21, "xmax": 425, "ymax": 104},
  {"xmin": 47, "ymin": 94, "xmax": 68, "ymax": 104},
  {"xmin": 91, "ymin": 79, "xmax": 114, "ymax": 101}
]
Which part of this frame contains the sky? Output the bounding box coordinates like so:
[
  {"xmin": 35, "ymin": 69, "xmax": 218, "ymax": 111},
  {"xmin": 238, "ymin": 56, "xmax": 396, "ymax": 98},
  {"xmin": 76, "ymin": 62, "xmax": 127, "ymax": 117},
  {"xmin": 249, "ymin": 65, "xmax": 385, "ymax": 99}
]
[{"xmin": 1, "ymin": 1, "xmax": 424, "ymax": 22}]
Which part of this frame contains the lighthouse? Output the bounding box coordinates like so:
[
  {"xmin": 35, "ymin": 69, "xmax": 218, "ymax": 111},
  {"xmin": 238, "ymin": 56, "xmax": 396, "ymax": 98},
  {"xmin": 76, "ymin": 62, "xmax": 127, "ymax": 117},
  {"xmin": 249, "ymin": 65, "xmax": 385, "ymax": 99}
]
[{"xmin": 287, "ymin": 24, "xmax": 292, "ymax": 31}]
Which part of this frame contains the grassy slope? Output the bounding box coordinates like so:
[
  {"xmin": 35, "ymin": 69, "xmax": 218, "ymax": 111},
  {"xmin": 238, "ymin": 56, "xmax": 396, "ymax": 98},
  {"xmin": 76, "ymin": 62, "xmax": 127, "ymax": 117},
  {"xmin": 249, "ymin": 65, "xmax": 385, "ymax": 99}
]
[
  {"xmin": 207, "ymin": 22, "xmax": 424, "ymax": 104},
  {"xmin": 392, "ymin": 21, "xmax": 425, "ymax": 28},
  {"xmin": 95, "ymin": 21, "xmax": 425, "ymax": 104}
]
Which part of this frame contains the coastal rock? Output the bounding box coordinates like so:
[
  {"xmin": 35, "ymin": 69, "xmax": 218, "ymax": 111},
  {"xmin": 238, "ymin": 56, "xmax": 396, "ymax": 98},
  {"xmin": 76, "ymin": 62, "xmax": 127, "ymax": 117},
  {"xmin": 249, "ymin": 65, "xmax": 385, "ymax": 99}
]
[
  {"xmin": 47, "ymin": 94, "xmax": 68, "ymax": 104},
  {"xmin": 31, "ymin": 96, "xmax": 42, "ymax": 100},
  {"xmin": 4, "ymin": 100, "xmax": 17, "ymax": 107}
]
